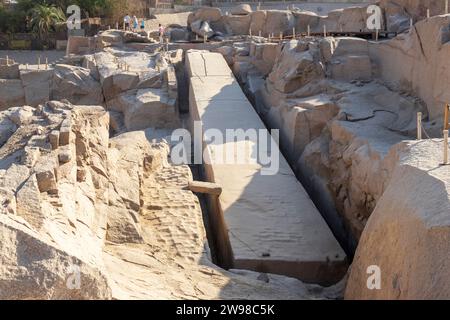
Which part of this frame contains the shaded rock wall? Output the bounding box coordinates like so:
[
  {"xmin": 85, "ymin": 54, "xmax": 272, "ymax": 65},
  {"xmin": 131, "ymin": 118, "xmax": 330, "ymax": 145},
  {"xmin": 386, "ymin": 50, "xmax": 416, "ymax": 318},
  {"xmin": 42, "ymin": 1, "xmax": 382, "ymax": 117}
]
[
  {"xmin": 345, "ymin": 140, "xmax": 450, "ymax": 299},
  {"xmin": 369, "ymin": 15, "xmax": 450, "ymax": 120}
]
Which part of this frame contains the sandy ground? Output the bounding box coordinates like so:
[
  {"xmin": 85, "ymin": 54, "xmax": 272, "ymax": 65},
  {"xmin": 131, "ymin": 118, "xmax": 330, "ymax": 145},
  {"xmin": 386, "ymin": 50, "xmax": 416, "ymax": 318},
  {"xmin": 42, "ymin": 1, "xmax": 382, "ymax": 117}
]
[{"xmin": 0, "ymin": 50, "xmax": 65, "ymax": 65}]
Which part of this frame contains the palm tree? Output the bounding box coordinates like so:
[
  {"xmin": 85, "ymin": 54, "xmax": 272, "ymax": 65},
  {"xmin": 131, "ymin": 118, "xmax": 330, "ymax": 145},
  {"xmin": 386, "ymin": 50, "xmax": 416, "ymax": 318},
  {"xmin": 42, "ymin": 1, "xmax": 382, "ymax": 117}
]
[{"xmin": 29, "ymin": 4, "xmax": 65, "ymax": 47}]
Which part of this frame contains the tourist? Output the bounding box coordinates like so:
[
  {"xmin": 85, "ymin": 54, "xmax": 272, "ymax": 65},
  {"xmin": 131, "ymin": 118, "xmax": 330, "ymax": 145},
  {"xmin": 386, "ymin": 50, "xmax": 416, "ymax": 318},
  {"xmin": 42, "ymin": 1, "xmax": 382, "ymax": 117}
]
[
  {"xmin": 140, "ymin": 19, "xmax": 145, "ymax": 31},
  {"xmin": 158, "ymin": 24, "xmax": 165, "ymax": 43},
  {"xmin": 133, "ymin": 15, "xmax": 139, "ymax": 32},
  {"xmin": 124, "ymin": 14, "xmax": 131, "ymax": 31}
]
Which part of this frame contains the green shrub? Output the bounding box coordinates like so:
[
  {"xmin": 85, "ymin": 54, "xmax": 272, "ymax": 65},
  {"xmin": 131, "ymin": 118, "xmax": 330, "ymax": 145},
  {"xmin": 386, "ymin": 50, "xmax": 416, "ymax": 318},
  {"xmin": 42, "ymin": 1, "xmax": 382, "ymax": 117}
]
[{"xmin": 0, "ymin": 0, "xmax": 130, "ymax": 34}]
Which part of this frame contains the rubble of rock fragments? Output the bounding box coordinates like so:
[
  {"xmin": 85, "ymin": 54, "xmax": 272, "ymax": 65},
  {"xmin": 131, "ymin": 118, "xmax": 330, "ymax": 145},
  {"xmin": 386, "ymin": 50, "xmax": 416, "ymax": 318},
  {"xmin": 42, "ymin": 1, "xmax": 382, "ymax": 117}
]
[{"xmin": 1, "ymin": 0, "xmax": 450, "ymax": 300}]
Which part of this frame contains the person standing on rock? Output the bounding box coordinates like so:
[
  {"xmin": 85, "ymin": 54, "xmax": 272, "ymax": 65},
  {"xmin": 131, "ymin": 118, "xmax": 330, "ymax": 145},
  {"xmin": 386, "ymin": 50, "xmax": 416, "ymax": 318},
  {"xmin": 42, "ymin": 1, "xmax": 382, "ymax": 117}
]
[
  {"xmin": 158, "ymin": 24, "xmax": 165, "ymax": 43},
  {"xmin": 140, "ymin": 19, "xmax": 145, "ymax": 32},
  {"xmin": 124, "ymin": 14, "xmax": 131, "ymax": 31},
  {"xmin": 133, "ymin": 15, "xmax": 139, "ymax": 32}
]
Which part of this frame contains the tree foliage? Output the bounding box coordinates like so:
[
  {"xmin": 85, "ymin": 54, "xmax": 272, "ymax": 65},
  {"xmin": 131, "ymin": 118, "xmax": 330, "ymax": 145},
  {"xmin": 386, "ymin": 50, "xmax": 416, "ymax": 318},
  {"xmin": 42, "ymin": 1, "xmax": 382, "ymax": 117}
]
[
  {"xmin": 29, "ymin": 4, "xmax": 65, "ymax": 42},
  {"xmin": 0, "ymin": 0, "xmax": 129, "ymax": 33}
]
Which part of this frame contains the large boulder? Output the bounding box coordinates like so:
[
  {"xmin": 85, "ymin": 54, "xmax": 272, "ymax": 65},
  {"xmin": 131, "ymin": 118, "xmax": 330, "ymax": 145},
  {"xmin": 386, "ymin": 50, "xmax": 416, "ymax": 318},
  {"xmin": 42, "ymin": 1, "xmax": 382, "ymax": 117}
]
[
  {"xmin": 122, "ymin": 31, "xmax": 152, "ymax": 43},
  {"xmin": 326, "ymin": 7, "xmax": 372, "ymax": 33},
  {"xmin": 0, "ymin": 79, "xmax": 25, "ymax": 110},
  {"xmin": 0, "ymin": 102, "xmax": 113, "ymax": 299},
  {"xmin": 188, "ymin": 7, "xmax": 222, "ymax": 26},
  {"xmin": 0, "ymin": 113, "xmax": 16, "ymax": 146},
  {"xmin": 20, "ymin": 69, "xmax": 53, "ymax": 106},
  {"xmin": 368, "ymin": 15, "xmax": 450, "ymax": 119},
  {"xmin": 169, "ymin": 27, "xmax": 188, "ymax": 41},
  {"xmin": 383, "ymin": 1, "xmax": 412, "ymax": 33},
  {"xmin": 223, "ymin": 14, "xmax": 251, "ymax": 35},
  {"xmin": 52, "ymin": 64, "xmax": 103, "ymax": 105},
  {"xmin": 98, "ymin": 58, "xmax": 146, "ymax": 101},
  {"xmin": 264, "ymin": 10, "xmax": 294, "ymax": 36},
  {"xmin": 379, "ymin": 0, "xmax": 446, "ymax": 20},
  {"xmin": 231, "ymin": 4, "xmax": 252, "ymax": 15},
  {"xmin": 346, "ymin": 140, "xmax": 450, "ymax": 299},
  {"xmin": 106, "ymin": 88, "xmax": 180, "ymax": 131},
  {"xmin": 320, "ymin": 37, "xmax": 372, "ymax": 82},
  {"xmin": 0, "ymin": 63, "xmax": 20, "ymax": 79},
  {"xmin": 293, "ymin": 11, "xmax": 322, "ymax": 33},
  {"xmin": 267, "ymin": 40, "xmax": 325, "ymax": 93},
  {"xmin": 0, "ymin": 214, "xmax": 112, "ymax": 299},
  {"xmin": 250, "ymin": 10, "xmax": 267, "ymax": 36},
  {"xmin": 190, "ymin": 20, "xmax": 215, "ymax": 38},
  {"xmin": 107, "ymin": 131, "xmax": 162, "ymax": 244},
  {"xmin": 330, "ymin": 55, "xmax": 372, "ymax": 81}
]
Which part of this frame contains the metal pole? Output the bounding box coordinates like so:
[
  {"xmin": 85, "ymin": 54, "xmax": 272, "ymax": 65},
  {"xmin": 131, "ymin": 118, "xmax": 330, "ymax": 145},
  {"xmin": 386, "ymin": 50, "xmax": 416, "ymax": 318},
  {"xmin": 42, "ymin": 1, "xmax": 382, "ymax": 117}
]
[
  {"xmin": 444, "ymin": 130, "xmax": 449, "ymax": 165},
  {"xmin": 417, "ymin": 112, "xmax": 422, "ymax": 140}
]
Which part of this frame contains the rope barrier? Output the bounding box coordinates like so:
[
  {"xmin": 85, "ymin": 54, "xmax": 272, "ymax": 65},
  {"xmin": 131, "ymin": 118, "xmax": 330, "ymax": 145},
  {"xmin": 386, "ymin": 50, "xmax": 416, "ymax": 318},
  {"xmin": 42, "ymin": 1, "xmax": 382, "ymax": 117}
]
[{"xmin": 420, "ymin": 121, "xmax": 442, "ymax": 144}]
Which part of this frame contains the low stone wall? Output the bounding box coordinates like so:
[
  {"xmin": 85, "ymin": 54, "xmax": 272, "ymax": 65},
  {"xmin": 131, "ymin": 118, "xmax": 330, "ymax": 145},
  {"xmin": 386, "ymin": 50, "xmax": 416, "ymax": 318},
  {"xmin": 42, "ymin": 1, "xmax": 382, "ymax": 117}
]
[{"xmin": 0, "ymin": 63, "xmax": 103, "ymax": 110}]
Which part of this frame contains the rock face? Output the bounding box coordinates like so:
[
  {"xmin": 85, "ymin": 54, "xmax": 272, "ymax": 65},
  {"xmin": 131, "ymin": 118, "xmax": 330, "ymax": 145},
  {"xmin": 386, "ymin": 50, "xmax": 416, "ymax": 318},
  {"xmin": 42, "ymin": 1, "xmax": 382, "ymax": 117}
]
[
  {"xmin": 184, "ymin": 3, "xmax": 447, "ymax": 39},
  {"xmin": 379, "ymin": 0, "xmax": 447, "ymax": 21},
  {"xmin": 0, "ymin": 98, "xmax": 342, "ymax": 300},
  {"xmin": 223, "ymin": 14, "xmax": 252, "ymax": 35},
  {"xmin": 0, "ymin": 64, "xmax": 103, "ymax": 110},
  {"xmin": 21, "ymin": 70, "xmax": 52, "ymax": 106},
  {"xmin": 345, "ymin": 140, "xmax": 450, "ymax": 299},
  {"xmin": 221, "ymin": 33, "xmax": 427, "ymax": 254},
  {"xmin": 0, "ymin": 79, "xmax": 25, "ymax": 109},
  {"xmin": 267, "ymin": 40, "xmax": 325, "ymax": 94},
  {"xmin": 231, "ymin": 4, "xmax": 252, "ymax": 15},
  {"xmin": 382, "ymin": 0, "xmax": 412, "ymax": 33},
  {"xmin": 94, "ymin": 50, "xmax": 165, "ymax": 103},
  {"xmin": 97, "ymin": 49, "xmax": 180, "ymax": 132},
  {"xmin": 188, "ymin": 7, "xmax": 222, "ymax": 25},
  {"xmin": 0, "ymin": 63, "xmax": 20, "ymax": 79},
  {"xmin": 0, "ymin": 43, "xmax": 350, "ymax": 299},
  {"xmin": 369, "ymin": 15, "xmax": 450, "ymax": 119},
  {"xmin": 52, "ymin": 65, "xmax": 104, "ymax": 105},
  {"xmin": 190, "ymin": 20, "xmax": 215, "ymax": 38},
  {"xmin": 0, "ymin": 101, "xmax": 112, "ymax": 299},
  {"xmin": 185, "ymin": 6, "xmax": 393, "ymax": 38},
  {"xmin": 107, "ymin": 88, "xmax": 180, "ymax": 131}
]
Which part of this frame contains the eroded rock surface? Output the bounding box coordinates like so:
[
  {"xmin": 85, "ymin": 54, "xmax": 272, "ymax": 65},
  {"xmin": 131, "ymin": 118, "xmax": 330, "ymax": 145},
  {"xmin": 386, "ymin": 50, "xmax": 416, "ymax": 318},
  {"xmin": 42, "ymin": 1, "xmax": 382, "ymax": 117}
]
[
  {"xmin": 0, "ymin": 98, "xmax": 344, "ymax": 300},
  {"xmin": 214, "ymin": 7, "xmax": 450, "ymax": 300}
]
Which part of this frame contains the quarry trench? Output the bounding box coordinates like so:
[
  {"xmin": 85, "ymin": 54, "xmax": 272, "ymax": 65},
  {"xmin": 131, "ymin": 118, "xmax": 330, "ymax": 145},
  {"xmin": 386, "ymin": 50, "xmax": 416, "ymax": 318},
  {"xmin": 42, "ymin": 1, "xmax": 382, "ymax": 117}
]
[
  {"xmin": 97, "ymin": 40, "xmax": 378, "ymax": 273},
  {"xmin": 167, "ymin": 39, "xmax": 418, "ymax": 263},
  {"xmin": 181, "ymin": 48, "xmax": 348, "ymax": 285},
  {"xmin": 103, "ymin": 23, "xmax": 450, "ymax": 297},
  {"xmin": 232, "ymin": 66, "xmax": 357, "ymax": 258},
  {"xmin": 2, "ymin": 2, "xmax": 450, "ymax": 299}
]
